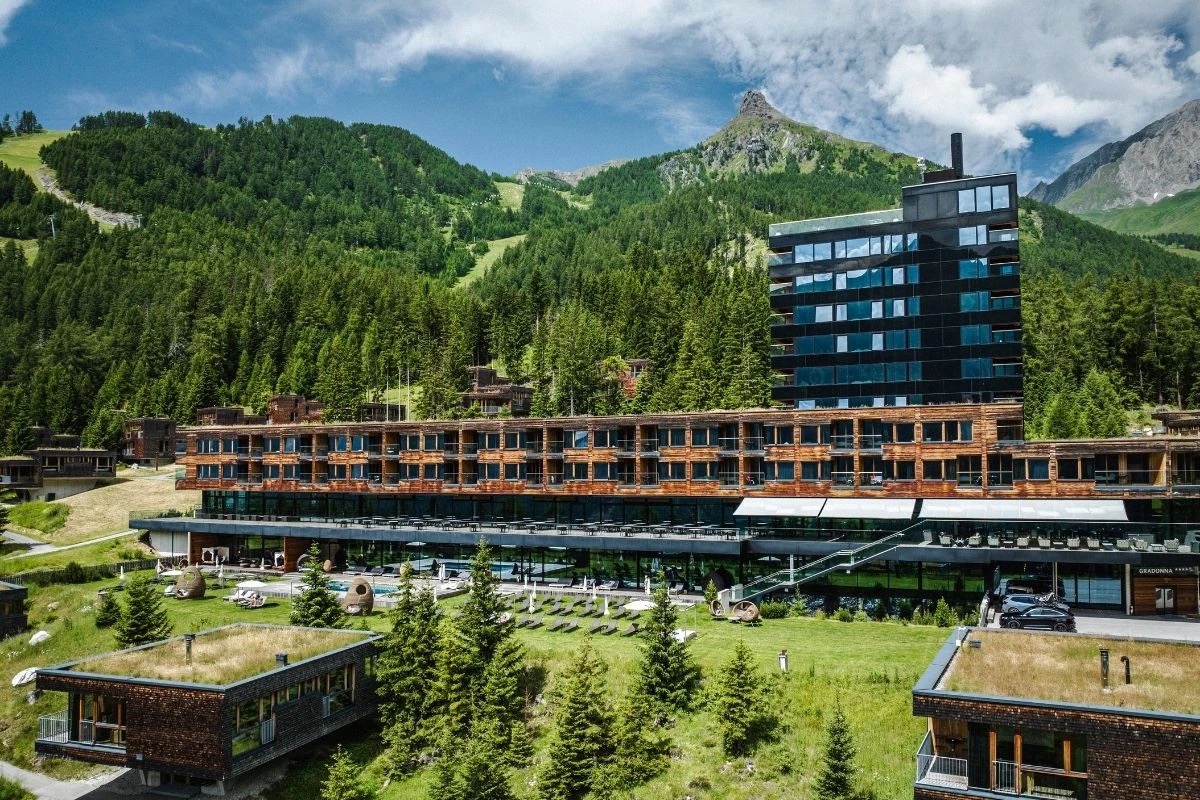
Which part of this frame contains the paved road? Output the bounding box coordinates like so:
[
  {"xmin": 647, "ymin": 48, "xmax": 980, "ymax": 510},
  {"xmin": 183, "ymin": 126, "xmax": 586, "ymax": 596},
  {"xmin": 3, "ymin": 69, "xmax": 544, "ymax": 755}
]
[
  {"xmin": 988, "ymin": 608, "xmax": 1200, "ymax": 642},
  {"xmin": 2, "ymin": 529, "xmax": 137, "ymax": 559}
]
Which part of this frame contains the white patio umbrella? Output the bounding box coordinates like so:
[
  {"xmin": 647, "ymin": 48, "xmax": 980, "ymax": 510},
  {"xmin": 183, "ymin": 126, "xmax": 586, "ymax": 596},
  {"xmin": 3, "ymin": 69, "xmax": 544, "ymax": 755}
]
[
  {"xmin": 645, "ymin": 575, "xmax": 651, "ymax": 596},
  {"xmin": 528, "ymin": 591, "xmax": 536, "ymax": 614},
  {"xmin": 438, "ymin": 563, "xmax": 447, "ymax": 582},
  {"xmin": 591, "ymin": 582, "xmax": 598, "ymax": 603},
  {"xmin": 236, "ymin": 579, "xmax": 267, "ymax": 589},
  {"xmin": 603, "ymin": 596, "xmax": 609, "ymax": 616},
  {"xmin": 161, "ymin": 569, "xmax": 183, "ymax": 578},
  {"xmin": 118, "ymin": 566, "xmax": 125, "ymax": 581}
]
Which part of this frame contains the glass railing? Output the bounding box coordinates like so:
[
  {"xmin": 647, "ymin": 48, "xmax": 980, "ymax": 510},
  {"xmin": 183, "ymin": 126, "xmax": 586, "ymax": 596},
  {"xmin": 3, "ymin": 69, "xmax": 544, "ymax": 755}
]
[
  {"xmin": 859, "ymin": 434, "xmax": 884, "ymax": 450},
  {"xmin": 859, "ymin": 472, "xmax": 884, "ymax": 488},
  {"xmin": 832, "ymin": 471, "xmax": 856, "ymax": 486},
  {"xmin": 1094, "ymin": 469, "xmax": 1161, "ymax": 487},
  {"xmin": 767, "ymin": 252, "xmax": 792, "ymax": 267},
  {"xmin": 829, "ymin": 434, "xmax": 855, "ymax": 450},
  {"xmin": 988, "ymin": 229, "xmax": 1019, "ymax": 243},
  {"xmin": 717, "ymin": 437, "xmax": 740, "ymax": 452}
]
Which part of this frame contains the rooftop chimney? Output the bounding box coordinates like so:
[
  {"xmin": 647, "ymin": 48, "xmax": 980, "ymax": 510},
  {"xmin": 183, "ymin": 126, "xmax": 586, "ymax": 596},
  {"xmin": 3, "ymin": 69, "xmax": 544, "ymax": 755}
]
[{"xmin": 951, "ymin": 133, "xmax": 964, "ymax": 178}]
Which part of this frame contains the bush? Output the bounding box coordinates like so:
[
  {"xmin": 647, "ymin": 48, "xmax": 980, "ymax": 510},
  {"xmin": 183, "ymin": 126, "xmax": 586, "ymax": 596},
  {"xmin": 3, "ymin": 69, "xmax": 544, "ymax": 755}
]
[
  {"xmin": 62, "ymin": 562, "xmax": 87, "ymax": 584},
  {"xmin": 759, "ymin": 601, "xmax": 788, "ymax": 619},
  {"xmin": 896, "ymin": 600, "xmax": 914, "ymax": 620},
  {"xmin": 8, "ymin": 501, "xmax": 69, "ymax": 534},
  {"xmin": 933, "ymin": 598, "xmax": 958, "ymax": 628},
  {"xmin": 0, "ymin": 776, "xmax": 33, "ymax": 800},
  {"xmin": 853, "ymin": 609, "xmax": 869, "ymax": 623},
  {"xmin": 833, "ymin": 607, "xmax": 853, "ymax": 623}
]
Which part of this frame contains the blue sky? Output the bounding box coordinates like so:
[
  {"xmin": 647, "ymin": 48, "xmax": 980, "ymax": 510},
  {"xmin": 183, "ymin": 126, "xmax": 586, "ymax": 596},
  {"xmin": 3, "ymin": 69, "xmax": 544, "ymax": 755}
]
[{"xmin": 4, "ymin": 1, "xmax": 1200, "ymax": 188}]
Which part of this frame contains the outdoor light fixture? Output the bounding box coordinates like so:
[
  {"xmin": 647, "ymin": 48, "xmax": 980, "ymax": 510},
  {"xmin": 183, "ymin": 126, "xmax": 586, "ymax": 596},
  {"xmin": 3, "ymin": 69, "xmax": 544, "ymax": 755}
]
[{"xmin": 184, "ymin": 633, "xmax": 195, "ymax": 666}]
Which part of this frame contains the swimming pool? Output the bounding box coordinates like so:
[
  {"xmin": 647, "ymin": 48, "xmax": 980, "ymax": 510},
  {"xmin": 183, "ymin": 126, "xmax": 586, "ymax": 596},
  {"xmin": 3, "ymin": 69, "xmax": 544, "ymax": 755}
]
[{"xmin": 329, "ymin": 581, "xmax": 398, "ymax": 595}]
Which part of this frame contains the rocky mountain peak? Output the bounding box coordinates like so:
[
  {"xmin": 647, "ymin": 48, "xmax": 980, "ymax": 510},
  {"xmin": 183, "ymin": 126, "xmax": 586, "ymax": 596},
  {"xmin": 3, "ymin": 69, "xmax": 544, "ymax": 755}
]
[{"xmin": 737, "ymin": 90, "xmax": 784, "ymax": 121}]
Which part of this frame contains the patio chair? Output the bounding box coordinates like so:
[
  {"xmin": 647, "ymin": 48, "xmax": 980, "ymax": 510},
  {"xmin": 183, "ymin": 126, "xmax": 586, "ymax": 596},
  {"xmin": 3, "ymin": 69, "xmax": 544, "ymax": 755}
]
[
  {"xmin": 1037, "ymin": 537, "xmax": 1051, "ymax": 549},
  {"xmin": 1087, "ymin": 537, "xmax": 1101, "ymax": 550},
  {"xmin": 1066, "ymin": 537, "xmax": 1081, "ymax": 549},
  {"xmin": 1016, "ymin": 536, "xmax": 1030, "ymax": 548},
  {"xmin": 922, "ymin": 529, "xmax": 934, "ymax": 544},
  {"xmin": 626, "ymin": 610, "xmax": 641, "ymax": 621},
  {"xmin": 938, "ymin": 534, "xmax": 953, "ymax": 547},
  {"xmin": 525, "ymin": 617, "xmax": 543, "ymax": 630},
  {"xmin": 1164, "ymin": 539, "xmax": 1181, "ymax": 552},
  {"xmin": 1115, "ymin": 538, "xmax": 1131, "ymax": 551},
  {"xmin": 610, "ymin": 608, "xmax": 628, "ymax": 620},
  {"xmin": 987, "ymin": 535, "xmax": 1000, "ymax": 547},
  {"xmin": 1132, "ymin": 538, "xmax": 1148, "ymax": 552},
  {"xmin": 967, "ymin": 534, "xmax": 982, "ymax": 547}
]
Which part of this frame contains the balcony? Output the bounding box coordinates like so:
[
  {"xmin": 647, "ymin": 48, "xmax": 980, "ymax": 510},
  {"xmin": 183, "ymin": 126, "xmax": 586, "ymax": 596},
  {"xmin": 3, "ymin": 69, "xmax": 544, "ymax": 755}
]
[
  {"xmin": 859, "ymin": 472, "xmax": 884, "ymax": 488},
  {"xmin": 914, "ymin": 733, "xmax": 966, "ymax": 790},
  {"xmin": 832, "ymin": 471, "xmax": 856, "ymax": 487},
  {"xmin": 1094, "ymin": 469, "xmax": 1163, "ymax": 491},
  {"xmin": 829, "ymin": 434, "xmax": 855, "ymax": 451},
  {"xmin": 988, "ymin": 229, "xmax": 1019, "ymax": 243},
  {"xmin": 717, "ymin": 437, "xmax": 740, "ymax": 454}
]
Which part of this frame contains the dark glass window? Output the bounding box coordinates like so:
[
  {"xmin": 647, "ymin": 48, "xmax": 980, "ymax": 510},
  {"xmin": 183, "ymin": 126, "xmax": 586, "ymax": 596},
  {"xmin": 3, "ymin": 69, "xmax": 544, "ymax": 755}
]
[
  {"xmin": 765, "ymin": 461, "xmax": 795, "ymax": 481},
  {"xmin": 893, "ymin": 423, "xmax": 915, "ymax": 443},
  {"xmin": 922, "ymin": 460, "xmax": 943, "ymax": 480},
  {"xmin": 962, "ymin": 358, "xmax": 991, "ymax": 378}
]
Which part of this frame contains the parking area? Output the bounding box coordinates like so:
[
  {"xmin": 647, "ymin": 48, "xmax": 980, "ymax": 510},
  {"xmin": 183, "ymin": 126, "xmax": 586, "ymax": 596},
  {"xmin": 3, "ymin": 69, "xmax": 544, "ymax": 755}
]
[{"xmin": 988, "ymin": 607, "xmax": 1200, "ymax": 642}]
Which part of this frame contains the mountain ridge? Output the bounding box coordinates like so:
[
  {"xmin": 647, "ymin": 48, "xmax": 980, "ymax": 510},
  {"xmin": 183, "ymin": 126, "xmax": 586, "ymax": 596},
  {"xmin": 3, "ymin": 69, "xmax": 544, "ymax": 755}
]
[{"xmin": 1028, "ymin": 99, "xmax": 1200, "ymax": 213}]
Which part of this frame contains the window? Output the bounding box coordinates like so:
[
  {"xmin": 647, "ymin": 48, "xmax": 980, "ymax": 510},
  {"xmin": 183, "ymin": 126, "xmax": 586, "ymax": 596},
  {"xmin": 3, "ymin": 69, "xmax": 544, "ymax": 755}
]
[
  {"xmin": 423, "ymin": 464, "xmax": 442, "ymax": 480},
  {"xmin": 483, "ymin": 463, "xmax": 500, "ymax": 480},
  {"xmin": 504, "ymin": 462, "xmax": 522, "ymax": 480},
  {"xmin": 328, "ymin": 464, "xmax": 347, "ymax": 480},
  {"xmin": 795, "ymin": 272, "xmax": 833, "ymax": 294},
  {"xmin": 960, "ymin": 291, "xmax": 988, "ymax": 312},
  {"xmin": 991, "ymin": 292, "xmax": 1020, "ymax": 310},
  {"xmin": 795, "ymin": 304, "xmax": 834, "ymax": 323},
  {"xmin": 221, "ymin": 463, "xmax": 237, "ymax": 480},
  {"xmin": 593, "ymin": 462, "xmax": 613, "ymax": 480},
  {"xmin": 958, "ymin": 188, "xmax": 975, "ymax": 213},
  {"xmin": 960, "ymin": 324, "xmax": 989, "ymax": 345},
  {"xmin": 692, "ymin": 462, "xmax": 717, "ymax": 479},
  {"xmin": 800, "ymin": 461, "xmax": 827, "ymax": 481},
  {"xmin": 799, "ymin": 424, "xmax": 826, "ymax": 445},
  {"xmin": 993, "ymin": 360, "xmax": 1022, "ymax": 377},
  {"xmin": 922, "ymin": 460, "xmax": 943, "ymax": 480},
  {"xmin": 891, "ymin": 460, "xmax": 916, "ymax": 480},
  {"xmin": 328, "ymin": 435, "xmax": 348, "ymax": 452},
  {"xmin": 423, "ymin": 433, "xmax": 440, "ymax": 451},
  {"xmin": 198, "ymin": 438, "xmax": 220, "ymax": 454},
  {"xmin": 793, "ymin": 242, "xmax": 832, "ymax": 262},
  {"xmin": 958, "ymin": 225, "xmax": 988, "ymax": 245},
  {"xmin": 283, "ymin": 464, "xmax": 300, "ymax": 480},
  {"xmin": 483, "ymin": 432, "xmax": 501, "ymax": 450},
  {"xmin": 691, "ymin": 427, "xmax": 716, "ymax": 446},
  {"xmin": 796, "ymin": 366, "xmax": 834, "ymax": 386},
  {"xmin": 992, "ymin": 325, "xmax": 1020, "ymax": 343},
  {"xmin": 996, "ymin": 419, "xmax": 1024, "ymax": 441},
  {"xmin": 893, "ymin": 423, "xmax": 915, "ymax": 443},
  {"xmin": 197, "ymin": 464, "xmax": 219, "ymax": 479},
  {"xmin": 1015, "ymin": 459, "xmax": 1049, "ymax": 480},
  {"xmin": 567, "ymin": 462, "xmax": 589, "ymax": 481},
  {"xmin": 764, "ymin": 461, "xmax": 795, "ymax": 481},
  {"xmin": 564, "ymin": 430, "xmax": 588, "ymax": 449},
  {"xmin": 962, "ymin": 358, "xmax": 991, "ymax": 378},
  {"xmin": 657, "ymin": 462, "xmax": 685, "ymax": 481},
  {"xmin": 764, "ymin": 424, "xmax": 794, "ymax": 445},
  {"xmin": 593, "ymin": 429, "xmax": 614, "ymax": 448},
  {"xmin": 957, "ymin": 455, "xmax": 982, "ymax": 486},
  {"xmin": 264, "ymin": 437, "xmax": 280, "ymax": 453}
]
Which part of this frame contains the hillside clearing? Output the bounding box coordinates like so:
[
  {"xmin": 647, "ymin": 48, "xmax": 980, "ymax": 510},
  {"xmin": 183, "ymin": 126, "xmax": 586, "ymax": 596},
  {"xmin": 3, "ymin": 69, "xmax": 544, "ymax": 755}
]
[
  {"xmin": 0, "ymin": 235, "xmax": 38, "ymax": 261},
  {"xmin": 6, "ymin": 468, "xmax": 198, "ymax": 547},
  {"xmin": 457, "ymin": 233, "xmax": 526, "ymax": 288},
  {"xmin": 0, "ymin": 131, "xmax": 65, "ymax": 181},
  {"xmin": 496, "ymin": 180, "xmax": 524, "ymax": 210}
]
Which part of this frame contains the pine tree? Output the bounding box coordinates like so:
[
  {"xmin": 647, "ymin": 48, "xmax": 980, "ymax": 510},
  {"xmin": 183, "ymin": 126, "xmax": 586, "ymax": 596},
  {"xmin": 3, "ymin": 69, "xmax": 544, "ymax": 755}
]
[
  {"xmin": 713, "ymin": 640, "xmax": 774, "ymax": 756},
  {"xmin": 1077, "ymin": 369, "xmax": 1127, "ymax": 438},
  {"xmin": 633, "ymin": 574, "xmax": 699, "ymax": 711},
  {"xmin": 377, "ymin": 567, "xmax": 442, "ymax": 776},
  {"xmin": 816, "ymin": 704, "xmax": 858, "ymax": 800},
  {"xmin": 457, "ymin": 540, "xmax": 514, "ymax": 683},
  {"xmin": 94, "ymin": 593, "xmax": 121, "ymax": 628},
  {"xmin": 430, "ymin": 716, "xmax": 513, "ymax": 800},
  {"xmin": 601, "ymin": 697, "xmax": 670, "ymax": 792},
  {"xmin": 322, "ymin": 745, "xmax": 374, "ymax": 800},
  {"xmin": 289, "ymin": 543, "xmax": 345, "ymax": 628},
  {"xmin": 538, "ymin": 638, "xmax": 613, "ymax": 800},
  {"xmin": 114, "ymin": 575, "xmax": 172, "ymax": 648}
]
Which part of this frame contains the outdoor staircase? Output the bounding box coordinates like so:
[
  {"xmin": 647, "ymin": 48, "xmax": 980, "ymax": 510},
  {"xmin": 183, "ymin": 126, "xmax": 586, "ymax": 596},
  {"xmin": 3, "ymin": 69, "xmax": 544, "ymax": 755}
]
[{"xmin": 735, "ymin": 520, "xmax": 936, "ymax": 603}]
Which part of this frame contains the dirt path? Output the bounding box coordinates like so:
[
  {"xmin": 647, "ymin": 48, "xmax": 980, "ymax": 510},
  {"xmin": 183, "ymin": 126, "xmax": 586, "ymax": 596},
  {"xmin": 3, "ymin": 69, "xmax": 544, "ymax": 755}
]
[{"xmin": 36, "ymin": 169, "xmax": 141, "ymax": 228}]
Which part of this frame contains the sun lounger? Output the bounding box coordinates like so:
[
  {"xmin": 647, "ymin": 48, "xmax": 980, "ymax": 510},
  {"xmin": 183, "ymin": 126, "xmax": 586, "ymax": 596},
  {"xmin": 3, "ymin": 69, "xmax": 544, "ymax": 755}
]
[
  {"xmin": 525, "ymin": 617, "xmax": 544, "ymax": 630},
  {"xmin": 620, "ymin": 623, "xmax": 640, "ymax": 637},
  {"xmin": 626, "ymin": 610, "xmax": 640, "ymax": 621},
  {"xmin": 561, "ymin": 620, "xmax": 579, "ymax": 633},
  {"xmin": 547, "ymin": 618, "xmax": 566, "ymax": 632},
  {"xmin": 601, "ymin": 622, "xmax": 618, "ymax": 635},
  {"xmin": 610, "ymin": 608, "xmax": 628, "ymax": 620},
  {"xmin": 588, "ymin": 620, "xmax": 604, "ymax": 634}
]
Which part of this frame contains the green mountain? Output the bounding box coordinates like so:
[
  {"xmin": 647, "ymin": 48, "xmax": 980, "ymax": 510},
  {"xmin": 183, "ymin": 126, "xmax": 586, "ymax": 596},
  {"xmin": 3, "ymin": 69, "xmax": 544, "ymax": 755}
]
[
  {"xmin": 1, "ymin": 98, "xmax": 1200, "ymax": 454},
  {"xmin": 1079, "ymin": 185, "xmax": 1200, "ymax": 239}
]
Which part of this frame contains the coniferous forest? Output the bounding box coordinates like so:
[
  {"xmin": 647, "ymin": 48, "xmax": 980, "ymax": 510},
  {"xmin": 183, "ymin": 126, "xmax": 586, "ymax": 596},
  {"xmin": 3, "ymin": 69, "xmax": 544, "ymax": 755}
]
[{"xmin": 1, "ymin": 110, "xmax": 1199, "ymax": 454}]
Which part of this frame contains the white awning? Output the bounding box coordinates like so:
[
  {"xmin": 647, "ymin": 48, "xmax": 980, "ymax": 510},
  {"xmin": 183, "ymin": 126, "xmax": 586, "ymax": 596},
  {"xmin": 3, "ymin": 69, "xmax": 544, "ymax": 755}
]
[
  {"xmin": 820, "ymin": 498, "xmax": 917, "ymax": 519},
  {"xmin": 919, "ymin": 498, "xmax": 1128, "ymax": 522},
  {"xmin": 733, "ymin": 497, "xmax": 826, "ymax": 517}
]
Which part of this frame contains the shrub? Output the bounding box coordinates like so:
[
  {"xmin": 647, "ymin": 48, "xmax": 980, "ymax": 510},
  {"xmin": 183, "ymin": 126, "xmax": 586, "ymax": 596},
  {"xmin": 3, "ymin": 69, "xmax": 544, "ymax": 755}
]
[
  {"xmin": 853, "ymin": 609, "xmax": 869, "ymax": 623},
  {"xmin": 62, "ymin": 562, "xmax": 87, "ymax": 584},
  {"xmin": 833, "ymin": 607, "xmax": 853, "ymax": 623},
  {"xmin": 933, "ymin": 598, "xmax": 958, "ymax": 628},
  {"xmin": 896, "ymin": 600, "xmax": 914, "ymax": 620},
  {"xmin": 0, "ymin": 776, "xmax": 34, "ymax": 800},
  {"xmin": 759, "ymin": 601, "xmax": 788, "ymax": 619}
]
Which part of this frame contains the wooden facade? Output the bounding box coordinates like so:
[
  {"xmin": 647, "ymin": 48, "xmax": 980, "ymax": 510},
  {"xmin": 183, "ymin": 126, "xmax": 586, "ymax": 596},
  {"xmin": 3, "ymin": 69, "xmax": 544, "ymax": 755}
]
[
  {"xmin": 914, "ymin": 632, "xmax": 1200, "ymax": 800},
  {"xmin": 171, "ymin": 403, "xmax": 1200, "ymax": 502},
  {"xmin": 35, "ymin": 625, "xmax": 378, "ymax": 793}
]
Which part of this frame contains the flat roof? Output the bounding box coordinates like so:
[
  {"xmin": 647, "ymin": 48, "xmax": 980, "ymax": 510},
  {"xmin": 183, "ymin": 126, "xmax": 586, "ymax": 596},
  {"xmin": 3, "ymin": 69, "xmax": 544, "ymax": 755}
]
[
  {"xmin": 768, "ymin": 207, "xmax": 902, "ymax": 238},
  {"xmin": 58, "ymin": 624, "xmax": 376, "ymax": 687},
  {"xmin": 938, "ymin": 630, "xmax": 1200, "ymax": 715}
]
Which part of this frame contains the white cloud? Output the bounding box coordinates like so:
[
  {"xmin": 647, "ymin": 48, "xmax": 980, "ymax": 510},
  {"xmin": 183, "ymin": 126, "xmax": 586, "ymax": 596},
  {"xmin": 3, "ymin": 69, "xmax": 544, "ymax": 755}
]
[
  {"xmin": 0, "ymin": 0, "xmax": 33, "ymax": 46},
  {"xmin": 164, "ymin": 0, "xmax": 1200, "ymax": 175}
]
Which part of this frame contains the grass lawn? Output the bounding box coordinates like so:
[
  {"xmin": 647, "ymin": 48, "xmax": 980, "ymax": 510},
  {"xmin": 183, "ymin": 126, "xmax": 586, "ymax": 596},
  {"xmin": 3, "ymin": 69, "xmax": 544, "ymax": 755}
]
[
  {"xmin": 1, "ymin": 572, "xmax": 947, "ymax": 798},
  {"xmin": 7, "ymin": 502, "xmax": 69, "ymax": 534},
  {"xmin": 456, "ymin": 233, "xmax": 526, "ymax": 288},
  {"xmin": 0, "ymin": 131, "xmax": 65, "ymax": 181},
  {"xmin": 4, "ymin": 467, "xmax": 198, "ymax": 548},
  {"xmin": 260, "ymin": 602, "xmax": 947, "ymax": 800},
  {"xmin": 0, "ymin": 533, "xmax": 149, "ymax": 576}
]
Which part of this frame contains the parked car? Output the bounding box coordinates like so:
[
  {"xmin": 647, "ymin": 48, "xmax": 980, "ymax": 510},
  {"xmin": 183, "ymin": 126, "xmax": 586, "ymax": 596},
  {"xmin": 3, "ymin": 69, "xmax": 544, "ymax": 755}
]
[
  {"xmin": 999, "ymin": 605, "xmax": 1076, "ymax": 631},
  {"xmin": 1000, "ymin": 593, "xmax": 1069, "ymax": 615}
]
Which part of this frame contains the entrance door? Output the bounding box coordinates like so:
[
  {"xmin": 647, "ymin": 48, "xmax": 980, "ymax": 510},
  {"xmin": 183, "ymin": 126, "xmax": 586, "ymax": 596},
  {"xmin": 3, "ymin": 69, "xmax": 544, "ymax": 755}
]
[{"xmin": 1155, "ymin": 586, "xmax": 1176, "ymax": 614}]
